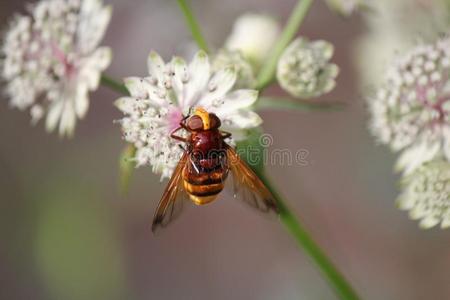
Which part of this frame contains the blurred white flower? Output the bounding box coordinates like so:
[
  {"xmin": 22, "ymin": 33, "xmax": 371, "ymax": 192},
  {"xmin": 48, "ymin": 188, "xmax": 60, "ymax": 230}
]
[
  {"xmin": 325, "ymin": 0, "xmax": 369, "ymax": 16},
  {"xmin": 397, "ymin": 160, "xmax": 450, "ymax": 229},
  {"xmin": 355, "ymin": 0, "xmax": 450, "ymax": 87},
  {"xmin": 369, "ymin": 37, "xmax": 450, "ymax": 174},
  {"xmin": 1, "ymin": 0, "xmax": 112, "ymax": 137},
  {"xmin": 115, "ymin": 50, "xmax": 262, "ymax": 179},
  {"xmin": 276, "ymin": 37, "xmax": 339, "ymax": 99},
  {"xmin": 213, "ymin": 49, "xmax": 256, "ymax": 89},
  {"xmin": 225, "ymin": 13, "xmax": 280, "ymax": 69}
]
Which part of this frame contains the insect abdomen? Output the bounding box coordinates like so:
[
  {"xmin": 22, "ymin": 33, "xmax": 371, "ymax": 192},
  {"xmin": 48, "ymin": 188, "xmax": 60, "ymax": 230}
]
[
  {"xmin": 183, "ymin": 167, "xmax": 227, "ymax": 205},
  {"xmin": 183, "ymin": 180, "xmax": 224, "ymax": 205}
]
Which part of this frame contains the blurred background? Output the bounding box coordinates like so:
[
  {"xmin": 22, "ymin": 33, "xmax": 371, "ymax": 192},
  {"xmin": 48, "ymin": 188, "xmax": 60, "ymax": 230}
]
[{"xmin": 1, "ymin": 0, "xmax": 450, "ymax": 299}]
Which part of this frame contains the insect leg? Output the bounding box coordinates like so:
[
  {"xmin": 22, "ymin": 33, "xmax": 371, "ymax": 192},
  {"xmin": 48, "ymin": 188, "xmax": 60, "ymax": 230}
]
[
  {"xmin": 170, "ymin": 127, "xmax": 188, "ymax": 142},
  {"xmin": 220, "ymin": 131, "xmax": 232, "ymax": 139}
]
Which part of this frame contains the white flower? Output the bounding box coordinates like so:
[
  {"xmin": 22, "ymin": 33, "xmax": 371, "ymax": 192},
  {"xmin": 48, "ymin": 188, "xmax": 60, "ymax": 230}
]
[
  {"xmin": 115, "ymin": 50, "xmax": 262, "ymax": 180},
  {"xmin": 369, "ymin": 37, "xmax": 450, "ymax": 173},
  {"xmin": 225, "ymin": 13, "xmax": 280, "ymax": 69},
  {"xmin": 213, "ymin": 49, "xmax": 256, "ymax": 89},
  {"xmin": 355, "ymin": 0, "xmax": 450, "ymax": 87},
  {"xmin": 1, "ymin": 0, "xmax": 112, "ymax": 137},
  {"xmin": 276, "ymin": 37, "xmax": 339, "ymax": 99},
  {"xmin": 325, "ymin": 0, "xmax": 369, "ymax": 16},
  {"xmin": 397, "ymin": 160, "xmax": 450, "ymax": 229}
]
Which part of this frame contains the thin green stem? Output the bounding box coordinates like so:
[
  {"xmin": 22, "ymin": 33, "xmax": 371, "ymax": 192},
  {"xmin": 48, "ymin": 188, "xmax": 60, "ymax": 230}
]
[
  {"xmin": 256, "ymin": 96, "xmax": 345, "ymax": 112},
  {"xmin": 101, "ymin": 75, "xmax": 129, "ymax": 95},
  {"xmin": 176, "ymin": 0, "xmax": 210, "ymax": 53},
  {"xmin": 255, "ymin": 0, "xmax": 314, "ymax": 90},
  {"xmin": 256, "ymin": 172, "xmax": 360, "ymax": 300}
]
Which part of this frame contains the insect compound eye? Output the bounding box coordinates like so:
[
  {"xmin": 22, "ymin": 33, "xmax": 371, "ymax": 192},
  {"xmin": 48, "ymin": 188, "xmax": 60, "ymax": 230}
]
[
  {"xmin": 209, "ymin": 113, "xmax": 221, "ymax": 129},
  {"xmin": 187, "ymin": 115, "xmax": 204, "ymax": 131}
]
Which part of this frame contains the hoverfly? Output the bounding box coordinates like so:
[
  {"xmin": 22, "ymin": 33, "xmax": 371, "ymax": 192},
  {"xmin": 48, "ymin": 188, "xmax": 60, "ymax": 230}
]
[{"xmin": 151, "ymin": 107, "xmax": 278, "ymax": 231}]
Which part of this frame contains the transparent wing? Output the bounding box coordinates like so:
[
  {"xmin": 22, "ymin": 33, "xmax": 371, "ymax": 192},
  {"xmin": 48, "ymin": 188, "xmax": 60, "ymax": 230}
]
[
  {"xmin": 225, "ymin": 143, "xmax": 278, "ymax": 214},
  {"xmin": 152, "ymin": 152, "xmax": 189, "ymax": 232}
]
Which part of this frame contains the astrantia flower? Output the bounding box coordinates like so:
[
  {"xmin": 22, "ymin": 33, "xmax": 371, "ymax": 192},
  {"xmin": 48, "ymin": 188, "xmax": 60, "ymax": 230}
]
[
  {"xmin": 225, "ymin": 13, "xmax": 280, "ymax": 69},
  {"xmin": 325, "ymin": 0, "xmax": 369, "ymax": 17},
  {"xmin": 1, "ymin": 0, "xmax": 112, "ymax": 137},
  {"xmin": 213, "ymin": 49, "xmax": 255, "ymax": 89},
  {"xmin": 369, "ymin": 37, "xmax": 450, "ymax": 173},
  {"xmin": 397, "ymin": 160, "xmax": 450, "ymax": 229},
  {"xmin": 115, "ymin": 50, "xmax": 262, "ymax": 179},
  {"xmin": 277, "ymin": 37, "xmax": 339, "ymax": 99}
]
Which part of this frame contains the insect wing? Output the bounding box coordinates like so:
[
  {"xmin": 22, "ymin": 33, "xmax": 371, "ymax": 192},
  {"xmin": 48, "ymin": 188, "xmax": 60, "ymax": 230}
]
[
  {"xmin": 152, "ymin": 152, "xmax": 189, "ymax": 232},
  {"xmin": 225, "ymin": 144, "xmax": 278, "ymax": 214}
]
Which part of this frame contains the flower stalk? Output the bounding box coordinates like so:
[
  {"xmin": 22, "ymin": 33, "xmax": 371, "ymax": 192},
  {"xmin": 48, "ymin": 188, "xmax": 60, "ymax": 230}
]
[
  {"xmin": 257, "ymin": 171, "xmax": 360, "ymax": 300},
  {"xmin": 176, "ymin": 0, "xmax": 210, "ymax": 53},
  {"xmin": 101, "ymin": 75, "xmax": 129, "ymax": 95},
  {"xmin": 256, "ymin": 0, "xmax": 315, "ymax": 90},
  {"xmin": 174, "ymin": 1, "xmax": 360, "ymax": 299}
]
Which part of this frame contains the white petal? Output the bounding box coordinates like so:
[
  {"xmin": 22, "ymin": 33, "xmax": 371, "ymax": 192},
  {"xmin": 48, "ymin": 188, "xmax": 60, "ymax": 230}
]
[
  {"xmin": 221, "ymin": 110, "xmax": 262, "ymax": 130},
  {"xmin": 59, "ymin": 102, "xmax": 76, "ymax": 137},
  {"xmin": 45, "ymin": 100, "xmax": 64, "ymax": 132},
  {"xmin": 395, "ymin": 140, "xmax": 440, "ymax": 174},
  {"xmin": 441, "ymin": 218, "xmax": 450, "ymax": 229},
  {"xmin": 396, "ymin": 194, "xmax": 415, "ymax": 210},
  {"xmin": 124, "ymin": 77, "xmax": 148, "ymax": 98},
  {"xmin": 212, "ymin": 89, "xmax": 258, "ymax": 115},
  {"xmin": 75, "ymin": 84, "xmax": 89, "ymax": 118},
  {"xmin": 147, "ymin": 51, "xmax": 166, "ymax": 83},
  {"xmin": 419, "ymin": 216, "xmax": 439, "ymax": 229},
  {"xmin": 78, "ymin": 47, "xmax": 112, "ymax": 90},
  {"xmin": 443, "ymin": 129, "xmax": 450, "ymax": 160},
  {"xmin": 114, "ymin": 97, "xmax": 136, "ymax": 114},
  {"xmin": 77, "ymin": 0, "xmax": 112, "ymax": 53},
  {"xmin": 184, "ymin": 51, "xmax": 211, "ymax": 107},
  {"xmin": 198, "ymin": 66, "xmax": 237, "ymax": 106},
  {"xmin": 171, "ymin": 56, "xmax": 188, "ymax": 104}
]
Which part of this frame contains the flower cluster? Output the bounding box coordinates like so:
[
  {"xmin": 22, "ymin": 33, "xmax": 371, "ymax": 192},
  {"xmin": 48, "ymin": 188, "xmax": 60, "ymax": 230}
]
[
  {"xmin": 369, "ymin": 37, "xmax": 450, "ymax": 174},
  {"xmin": 369, "ymin": 36, "xmax": 450, "ymax": 228},
  {"xmin": 397, "ymin": 160, "xmax": 450, "ymax": 229},
  {"xmin": 115, "ymin": 51, "xmax": 262, "ymax": 179},
  {"xmin": 277, "ymin": 37, "xmax": 339, "ymax": 99},
  {"xmin": 1, "ymin": 0, "xmax": 112, "ymax": 136}
]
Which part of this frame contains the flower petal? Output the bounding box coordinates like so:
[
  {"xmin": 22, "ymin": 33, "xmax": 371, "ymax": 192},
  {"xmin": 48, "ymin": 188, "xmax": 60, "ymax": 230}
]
[
  {"xmin": 147, "ymin": 51, "xmax": 166, "ymax": 84},
  {"xmin": 221, "ymin": 110, "xmax": 262, "ymax": 130},
  {"xmin": 115, "ymin": 97, "xmax": 136, "ymax": 114},
  {"xmin": 183, "ymin": 51, "xmax": 211, "ymax": 107},
  {"xmin": 419, "ymin": 216, "xmax": 440, "ymax": 229},
  {"xmin": 212, "ymin": 89, "xmax": 258, "ymax": 115},
  {"xmin": 171, "ymin": 56, "xmax": 188, "ymax": 105},
  {"xmin": 198, "ymin": 66, "xmax": 237, "ymax": 106},
  {"xmin": 77, "ymin": 47, "xmax": 111, "ymax": 95},
  {"xmin": 46, "ymin": 100, "xmax": 64, "ymax": 132},
  {"xmin": 395, "ymin": 140, "xmax": 440, "ymax": 174},
  {"xmin": 58, "ymin": 102, "xmax": 76, "ymax": 137},
  {"xmin": 77, "ymin": 0, "xmax": 112, "ymax": 53},
  {"xmin": 75, "ymin": 84, "xmax": 89, "ymax": 118}
]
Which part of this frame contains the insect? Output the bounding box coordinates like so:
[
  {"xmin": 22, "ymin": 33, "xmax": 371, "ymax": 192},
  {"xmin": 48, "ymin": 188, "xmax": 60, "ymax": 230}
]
[{"xmin": 152, "ymin": 107, "xmax": 278, "ymax": 231}]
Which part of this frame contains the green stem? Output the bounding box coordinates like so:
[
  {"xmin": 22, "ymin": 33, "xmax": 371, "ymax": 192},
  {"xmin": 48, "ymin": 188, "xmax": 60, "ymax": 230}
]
[
  {"xmin": 101, "ymin": 75, "xmax": 129, "ymax": 95},
  {"xmin": 176, "ymin": 0, "xmax": 210, "ymax": 53},
  {"xmin": 257, "ymin": 171, "xmax": 360, "ymax": 300},
  {"xmin": 255, "ymin": 0, "xmax": 314, "ymax": 90},
  {"xmin": 256, "ymin": 96, "xmax": 345, "ymax": 112}
]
